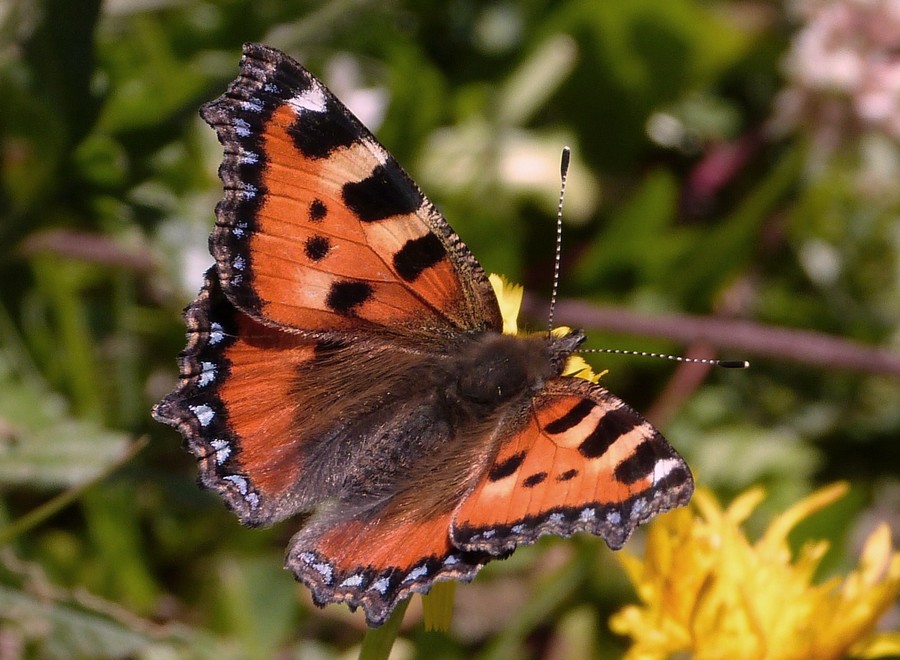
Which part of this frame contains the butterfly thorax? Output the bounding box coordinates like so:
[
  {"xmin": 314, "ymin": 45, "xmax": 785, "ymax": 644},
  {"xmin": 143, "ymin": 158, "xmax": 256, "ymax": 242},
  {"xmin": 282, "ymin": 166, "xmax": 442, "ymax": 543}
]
[{"xmin": 453, "ymin": 329, "xmax": 586, "ymax": 406}]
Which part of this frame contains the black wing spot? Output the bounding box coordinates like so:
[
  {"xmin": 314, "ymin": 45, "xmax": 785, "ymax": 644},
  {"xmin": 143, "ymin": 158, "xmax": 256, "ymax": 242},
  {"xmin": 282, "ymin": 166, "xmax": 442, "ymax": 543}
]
[
  {"xmin": 556, "ymin": 469, "xmax": 578, "ymax": 482},
  {"xmin": 304, "ymin": 235, "xmax": 331, "ymax": 261},
  {"xmin": 393, "ymin": 234, "xmax": 446, "ymax": 282},
  {"xmin": 325, "ymin": 280, "xmax": 374, "ymax": 316},
  {"xmin": 578, "ymin": 407, "xmax": 638, "ymax": 459},
  {"xmin": 615, "ymin": 440, "xmax": 661, "ymax": 484},
  {"xmin": 288, "ymin": 107, "xmax": 357, "ymax": 159},
  {"xmin": 308, "ymin": 199, "xmax": 327, "ymax": 222},
  {"xmin": 488, "ymin": 451, "xmax": 526, "ymax": 482},
  {"xmin": 545, "ymin": 399, "xmax": 595, "ymax": 434},
  {"xmin": 342, "ymin": 162, "xmax": 422, "ymax": 222},
  {"xmin": 522, "ymin": 472, "xmax": 547, "ymax": 488}
]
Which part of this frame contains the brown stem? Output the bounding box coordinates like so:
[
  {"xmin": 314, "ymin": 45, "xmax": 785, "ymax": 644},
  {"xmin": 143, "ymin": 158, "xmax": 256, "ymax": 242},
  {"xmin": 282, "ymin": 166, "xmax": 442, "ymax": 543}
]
[{"xmin": 522, "ymin": 294, "xmax": 900, "ymax": 377}]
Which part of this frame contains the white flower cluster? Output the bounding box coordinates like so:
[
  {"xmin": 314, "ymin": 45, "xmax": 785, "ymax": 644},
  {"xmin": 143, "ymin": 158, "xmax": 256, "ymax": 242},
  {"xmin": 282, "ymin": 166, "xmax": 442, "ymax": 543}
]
[{"xmin": 772, "ymin": 0, "xmax": 900, "ymax": 147}]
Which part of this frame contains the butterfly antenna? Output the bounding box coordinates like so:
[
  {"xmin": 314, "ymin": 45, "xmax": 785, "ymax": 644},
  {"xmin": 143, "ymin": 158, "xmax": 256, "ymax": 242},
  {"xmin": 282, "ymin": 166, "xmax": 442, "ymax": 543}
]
[
  {"xmin": 579, "ymin": 347, "xmax": 749, "ymax": 369},
  {"xmin": 548, "ymin": 146, "xmax": 570, "ymax": 334}
]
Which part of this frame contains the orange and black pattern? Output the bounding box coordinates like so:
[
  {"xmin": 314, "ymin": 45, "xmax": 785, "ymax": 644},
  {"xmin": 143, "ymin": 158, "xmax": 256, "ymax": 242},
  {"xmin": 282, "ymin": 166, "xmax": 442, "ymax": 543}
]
[{"xmin": 153, "ymin": 43, "xmax": 694, "ymax": 627}]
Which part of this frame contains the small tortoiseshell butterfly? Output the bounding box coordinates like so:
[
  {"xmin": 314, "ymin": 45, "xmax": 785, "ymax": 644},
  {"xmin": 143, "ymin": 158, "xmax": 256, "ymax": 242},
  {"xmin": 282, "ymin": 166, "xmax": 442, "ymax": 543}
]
[{"xmin": 153, "ymin": 43, "xmax": 694, "ymax": 626}]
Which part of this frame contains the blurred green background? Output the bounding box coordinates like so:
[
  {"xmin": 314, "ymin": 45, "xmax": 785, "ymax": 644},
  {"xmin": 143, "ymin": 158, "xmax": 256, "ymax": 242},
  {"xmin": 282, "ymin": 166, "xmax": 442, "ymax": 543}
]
[{"xmin": 1, "ymin": 0, "xmax": 897, "ymax": 657}]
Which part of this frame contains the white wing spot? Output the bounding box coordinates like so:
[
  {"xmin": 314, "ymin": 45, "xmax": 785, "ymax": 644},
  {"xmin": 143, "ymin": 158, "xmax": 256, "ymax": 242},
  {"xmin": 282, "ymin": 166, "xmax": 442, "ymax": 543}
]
[
  {"xmin": 370, "ymin": 577, "xmax": 390, "ymax": 594},
  {"xmin": 239, "ymin": 149, "xmax": 259, "ymax": 165},
  {"xmin": 233, "ymin": 117, "xmax": 251, "ymax": 137},
  {"xmin": 263, "ymin": 82, "xmax": 280, "ymax": 95},
  {"xmin": 511, "ymin": 524, "xmax": 527, "ymax": 534},
  {"xmin": 402, "ymin": 565, "xmax": 429, "ymax": 583},
  {"xmin": 189, "ymin": 404, "xmax": 215, "ymax": 427},
  {"xmin": 288, "ymin": 86, "xmax": 327, "ymax": 114},
  {"xmin": 233, "ymin": 222, "xmax": 248, "ymax": 238},
  {"xmin": 652, "ymin": 457, "xmax": 682, "ymax": 484},
  {"xmin": 221, "ymin": 475, "xmax": 259, "ymax": 509},
  {"xmin": 198, "ymin": 362, "xmax": 216, "ymax": 387},
  {"xmin": 241, "ymin": 97, "xmax": 264, "ymax": 113},
  {"xmin": 443, "ymin": 555, "xmax": 460, "ymax": 566},
  {"xmin": 340, "ymin": 573, "xmax": 364, "ymax": 588},
  {"xmin": 232, "ymin": 255, "xmax": 245, "ymax": 271},
  {"xmin": 312, "ymin": 561, "xmax": 333, "ymax": 584},
  {"xmin": 549, "ymin": 512, "xmax": 565, "ymax": 524},
  {"xmin": 579, "ymin": 508, "xmax": 596, "ymax": 521},
  {"xmin": 606, "ymin": 510, "xmax": 622, "ymax": 525},
  {"xmin": 632, "ymin": 498, "xmax": 647, "ymax": 516},
  {"xmin": 209, "ymin": 322, "xmax": 225, "ymax": 345},
  {"xmin": 482, "ymin": 529, "xmax": 496, "ymax": 539},
  {"xmin": 223, "ymin": 474, "xmax": 248, "ymax": 494},
  {"xmin": 238, "ymin": 183, "xmax": 257, "ymax": 200},
  {"xmin": 210, "ymin": 438, "xmax": 231, "ymax": 465}
]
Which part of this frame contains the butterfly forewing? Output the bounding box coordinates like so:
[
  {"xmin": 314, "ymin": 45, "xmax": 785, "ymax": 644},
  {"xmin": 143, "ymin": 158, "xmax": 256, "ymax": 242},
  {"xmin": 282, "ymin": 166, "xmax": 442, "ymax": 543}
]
[
  {"xmin": 451, "ymin": 378, "xmax": 694, "ymax": 553},
  {"xmin": 201, "ymin": 43, "xmax": 501, "ymax": 337}
]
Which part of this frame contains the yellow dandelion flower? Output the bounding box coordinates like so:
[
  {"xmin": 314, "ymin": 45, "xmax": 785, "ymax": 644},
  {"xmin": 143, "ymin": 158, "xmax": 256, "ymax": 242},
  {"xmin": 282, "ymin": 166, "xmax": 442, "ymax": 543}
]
[{"xmin": 610, "ymin": 482, "xmax": 900, "ymax": 660}]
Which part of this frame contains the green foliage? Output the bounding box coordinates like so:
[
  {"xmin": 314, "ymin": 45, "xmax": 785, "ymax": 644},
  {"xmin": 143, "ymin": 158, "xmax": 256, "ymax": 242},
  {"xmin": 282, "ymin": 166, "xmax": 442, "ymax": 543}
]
[{"xmin": 1, "ymin": 0, "xmax": 897, "ymax": 657}]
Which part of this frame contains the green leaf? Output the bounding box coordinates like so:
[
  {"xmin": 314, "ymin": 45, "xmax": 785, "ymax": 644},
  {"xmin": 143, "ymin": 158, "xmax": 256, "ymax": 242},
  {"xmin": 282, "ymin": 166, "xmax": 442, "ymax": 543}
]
[
  {"xmin": 215, "ymin": 555, "xmax": 300, "ymax": 659},
  {"xmin": 0, "ymin": 583, "xmax": 229, "ymax": 660},
  {"xmin": 0, "ymin": 350, "xmax": 129, "ymax": 489}
]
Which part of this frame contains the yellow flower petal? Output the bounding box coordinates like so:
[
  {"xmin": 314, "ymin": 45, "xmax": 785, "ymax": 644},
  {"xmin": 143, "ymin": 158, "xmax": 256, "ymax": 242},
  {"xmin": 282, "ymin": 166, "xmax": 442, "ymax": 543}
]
[
  {"xmin": 488, "ymin": 273, "xmax": 522, "ymax": 336},
  {"xmin": 856, "ymin": 523, "xmax": 895, "ymax": 587},
  {"xmin": 852, "ymin": 632, "xmax": 900, "ymax": 659},
  {"xmin": 758, "ymin": 481, "xmax": 849, "ymax": 552},
  {"xmin": 561, "ymin": 355, "xmax": 604, "ymax": 383},
  {"xmin": 611, "ymin": 483, "xmax": 900, "ymax": 660}
]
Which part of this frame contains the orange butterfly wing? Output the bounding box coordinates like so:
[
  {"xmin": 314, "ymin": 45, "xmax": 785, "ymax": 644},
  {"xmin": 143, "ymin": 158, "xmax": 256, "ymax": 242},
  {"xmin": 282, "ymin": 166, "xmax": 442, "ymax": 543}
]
[
  {"xmin": 155, "ymin": 43, "xmax": 503, "ymax": 526},
  {"xmin": 451, "ymin": 378, "xmax": 694, "ymax": 553},
  {"xmin": 285, "ymin": 506, "xmax": 493, "ymax": 626},
  {"xmin": 201, "ymin": 43, "xmax": 500, "ymax": 336},
  {"xmin": 153, "ymin": 269, "xmax": 322, "ymax": 524}
]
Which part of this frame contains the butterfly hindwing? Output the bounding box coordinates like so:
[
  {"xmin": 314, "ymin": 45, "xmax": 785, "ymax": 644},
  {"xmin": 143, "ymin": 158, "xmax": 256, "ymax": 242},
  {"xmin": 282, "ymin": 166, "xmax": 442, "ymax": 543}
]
[
  {"xmin": 278, "ymin": 372, "xmax": 694, "ymax": 626},
  {"xmin": 451, "ymin": 378, "xmax": 694, "ymax": 553},
  {"xmin": 285, "ymin": 505, "xmax": 494, "ymax": 627},
  {"xmin": 201, "ymin": 43, "xmax": 501, "ymax": 337}
]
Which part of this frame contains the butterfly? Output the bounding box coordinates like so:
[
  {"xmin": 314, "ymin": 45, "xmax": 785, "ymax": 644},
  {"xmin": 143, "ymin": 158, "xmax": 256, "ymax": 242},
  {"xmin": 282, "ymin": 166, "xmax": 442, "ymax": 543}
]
[{"xmin": 153, "ymin": 43, "xmax": 694, "ymax": 627}]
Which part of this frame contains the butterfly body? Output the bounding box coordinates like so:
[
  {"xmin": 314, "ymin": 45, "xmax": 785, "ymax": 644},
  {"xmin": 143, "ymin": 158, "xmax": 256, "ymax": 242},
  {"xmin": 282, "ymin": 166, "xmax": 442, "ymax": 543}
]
[
  {"xmin": 292, "ymin": 330, "xmax": 581, "ymax": 513},
  {"xmin": 154, "ymin": 43, "xmax": 694, "ymax": 626}
]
